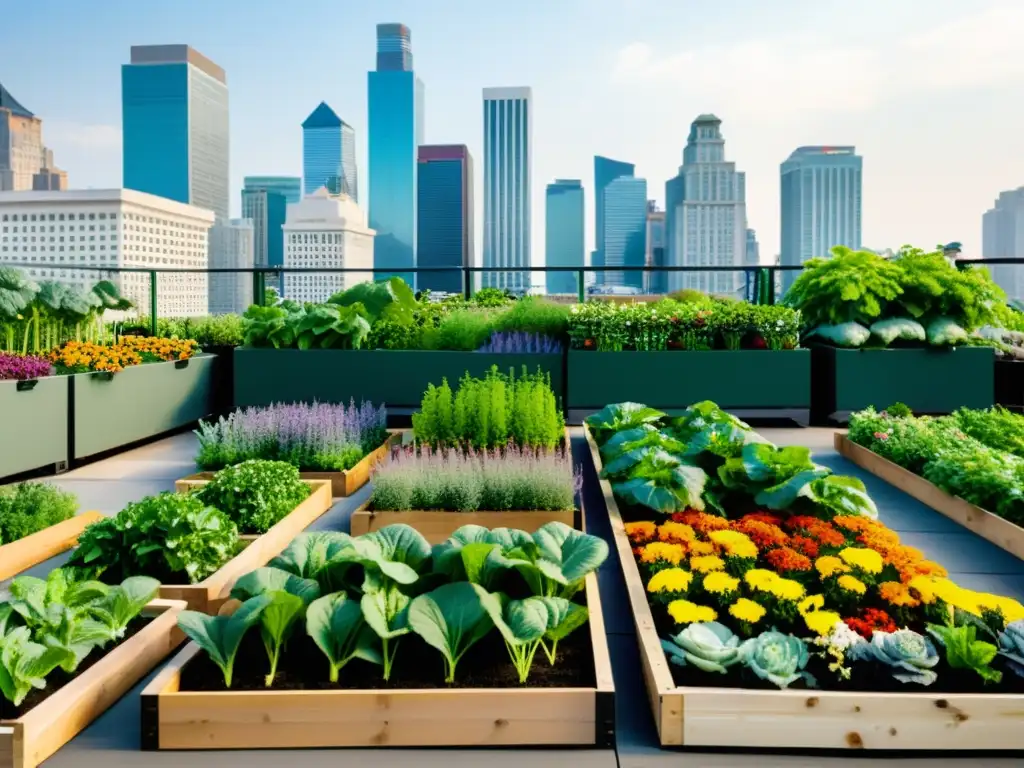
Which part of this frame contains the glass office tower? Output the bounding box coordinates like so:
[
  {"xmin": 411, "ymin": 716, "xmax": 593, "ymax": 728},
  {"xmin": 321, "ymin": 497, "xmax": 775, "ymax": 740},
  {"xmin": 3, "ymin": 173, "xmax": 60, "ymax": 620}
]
[
  {"xmin": 417, "ymin": 145, "xmax": 473, "ymax": 294},
  {"xmin": 544, "ymin": 179, "xmax": 584, "ymax": 295}
]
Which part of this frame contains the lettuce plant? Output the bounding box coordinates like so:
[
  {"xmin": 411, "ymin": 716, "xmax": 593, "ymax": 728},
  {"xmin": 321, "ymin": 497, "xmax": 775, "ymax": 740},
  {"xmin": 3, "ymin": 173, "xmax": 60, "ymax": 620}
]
[
  {"xmin": 603, "ymin": 448, "xmax": 708, "ymax": 515},
  {"xmin": 0, "ymin": 628, "xmax": 71, "ymax": 707},
  {"xmin": 194, "ymin": 460, "xmax": 310, "ymax": 535},
  {"xmin": 586, "ymin": 402, "xmax": 666, "ymax": 445},
  {"xmin": 307, "ymin": 592, "xmax": 381, "ymax": 683},
  {"xmin": 408, "ymin": 582, "xmax": 494, "ymax": 683},
  {"xmin": 360, "ymin": 585, "xmax": 410, "ymax": 681},
  {"xmin": 927, "ymin": 623, "xmax": 1002, "ymax": 684},
  {"xmin": 177, "ymin": 595, "xmax": 273, "ymax": 688}
]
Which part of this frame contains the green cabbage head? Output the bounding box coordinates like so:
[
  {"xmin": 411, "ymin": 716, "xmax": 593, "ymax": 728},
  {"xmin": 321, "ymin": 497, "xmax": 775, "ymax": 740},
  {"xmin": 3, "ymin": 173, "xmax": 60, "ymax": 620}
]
[
  {"xmin": 865, "ymin": 629, "xmax": 939, "ymax": 685},
  {"xmin": 660, "ymin": 621, "xmax": 741, "ymax": 674},
  {"xmin": 999, "ymin": 619, "xmax": 1024, "ymax": 678},
  {"xmin": 739, "ymin": 629, "xmax": 813, "ymax": 689}
]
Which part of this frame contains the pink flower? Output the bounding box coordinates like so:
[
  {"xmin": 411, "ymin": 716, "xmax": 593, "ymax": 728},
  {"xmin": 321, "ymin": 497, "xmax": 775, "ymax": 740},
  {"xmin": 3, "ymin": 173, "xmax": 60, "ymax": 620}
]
[{"xmin": 873, "ymin": 431, "xmax": 889, "ymax": 441}]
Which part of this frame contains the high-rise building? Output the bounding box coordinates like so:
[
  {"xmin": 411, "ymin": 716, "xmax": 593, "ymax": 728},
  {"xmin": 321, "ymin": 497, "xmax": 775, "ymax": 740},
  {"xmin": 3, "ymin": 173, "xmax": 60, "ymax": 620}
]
[
  {"xmin": 283, "ymin": 188, "xmax": 374, "ymax": 303},
  {"xmin": 0, "ymin": 189, "xmax": 212, "ymax": 315},
  {"xmin": 302, "ymin": 103, "xmax": 357, "ymax": 200},
  {"xmin": 983, "ymin": 188, "xmax": 1024, "ymax": 301},
  {"xmin": 243, "ymin": 176, "xmax": 301, "ymax": 204},
  {"xmin": 241, "ymin": 185, "xmax": 287, "ymax": 288},
  {"xmin": 603, "ymin": 175, "xmax": 647, "ymax": 290},
  {"xmin": 122, "ymin": 45, "xmax": 229, "ymax": 220},
  {"xmin": 593, "ymin": 156, "xmax": 634, "ymax": 284},
  {"xmin": 664, "ymin": 114, "xmax": 747, "ymax": 296},
  {"xmin": 544, "ymin": 179, "xmax": 584, "ymax": 296},
  {"xmin": 745, "ymin": 229, "xmax": 760, "ymax": 265},
  {"xmin": 0, "ymin": 81, "xmax": 65, "ymax": 191},
  {"xmin": 416, "ymin": 145, "xmax": 473, "ymax": 295},
  {"xmin": 779, "ymin": 145, "xmax": 862, "ymax": 295},
  {"xmin": 208, "ymin": 218, "xmax": 254, "ymax": 314},
  {"xmin": 645, "ymin": 201, "xmax": 666, "ymax": 294},
  {"xmin": 368, "ymin": 23, "xmax": 423, "ymax": 285},
  {"xmin": 482, "ymin": 86, "xmax": 532, "ymax": 292}
]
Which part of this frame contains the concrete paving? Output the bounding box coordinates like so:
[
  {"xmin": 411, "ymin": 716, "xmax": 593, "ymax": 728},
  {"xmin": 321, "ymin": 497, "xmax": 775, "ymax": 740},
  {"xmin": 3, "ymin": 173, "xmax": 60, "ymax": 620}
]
[{"xmin": 5, "ymin": 426, "xmax": 1024, "ymax": 766}]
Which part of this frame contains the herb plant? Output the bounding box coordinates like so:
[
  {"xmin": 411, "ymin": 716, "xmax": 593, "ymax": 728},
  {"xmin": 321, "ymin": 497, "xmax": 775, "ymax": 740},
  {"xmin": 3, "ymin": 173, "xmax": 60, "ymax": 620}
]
[
  {"xmin": 194, "ymin": 460, "xmax": 310, "ymax": 535},
  {"xmin": 0, "ymin": 482, "xmax": 77, "ymax": 545}
]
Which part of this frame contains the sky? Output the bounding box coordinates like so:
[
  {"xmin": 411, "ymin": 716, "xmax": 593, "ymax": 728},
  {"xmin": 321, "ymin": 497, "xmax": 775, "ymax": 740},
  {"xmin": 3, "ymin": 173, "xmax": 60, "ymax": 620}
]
[{"xmin": 3, "ymin": 0, "xmax": 1024, "ymax": 265}]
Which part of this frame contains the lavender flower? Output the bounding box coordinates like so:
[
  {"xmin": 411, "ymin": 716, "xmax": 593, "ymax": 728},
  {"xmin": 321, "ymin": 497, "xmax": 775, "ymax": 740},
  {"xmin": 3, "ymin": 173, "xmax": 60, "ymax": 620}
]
[
  {"xmin": 477, "ymin": 331, "xmax": 563, "ymax": 354},
  {"xmin": 195, "ymin": 400, "xmax": 387, "ymax": 472},
  {"xmin": 370, "ymin": 443, "xmax": 581, "ymax": 512},
  {"xmin": 0, "ymin": 352, "xmax": 52, "ymax": 381}
]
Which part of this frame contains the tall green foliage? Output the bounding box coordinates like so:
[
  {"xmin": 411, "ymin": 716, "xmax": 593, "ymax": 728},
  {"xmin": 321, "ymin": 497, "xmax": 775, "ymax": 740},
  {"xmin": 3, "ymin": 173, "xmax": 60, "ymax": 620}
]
[{"xmin": 894, "ymin": 246, "xmax": 1004, "ymax": 328}]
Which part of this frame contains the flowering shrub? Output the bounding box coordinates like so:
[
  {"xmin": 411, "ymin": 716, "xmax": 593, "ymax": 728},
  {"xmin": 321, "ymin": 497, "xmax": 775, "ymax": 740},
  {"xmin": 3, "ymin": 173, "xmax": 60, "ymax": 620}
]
[
  {"xmin": 477, "ymin": 331, "xmax": 563, "ymax": 354},
  {"xmin": 46, "ymin": 335, "xmax": 198, "ymax": 374},
  {"xmin": 119, "ymin": 334, "xmax": 199, "ymax": 362},
  {"xmin": 0, "ymin": 352, "xmax": 51, "ymax": 381}
]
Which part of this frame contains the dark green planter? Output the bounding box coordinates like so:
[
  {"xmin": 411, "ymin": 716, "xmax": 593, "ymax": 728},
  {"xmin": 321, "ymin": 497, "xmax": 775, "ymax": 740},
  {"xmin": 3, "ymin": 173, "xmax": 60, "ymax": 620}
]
[
  {"xmin": 233, "ymin": 349, "xmax": 565, "ymax": 410},
  {"xmin": 70, "ymin": 354, "xmax": 216, "ymax": 460},
  {"xmin": 811, "ymin": 346, "xmax": 994, "ymax": 420},
  {"xmin": 566, "ymin": 350, "xmax": 811, "ymax": 410},
  {"xmin": 0, "ymin": 376, "xmax": 68, "ymax": 480}
]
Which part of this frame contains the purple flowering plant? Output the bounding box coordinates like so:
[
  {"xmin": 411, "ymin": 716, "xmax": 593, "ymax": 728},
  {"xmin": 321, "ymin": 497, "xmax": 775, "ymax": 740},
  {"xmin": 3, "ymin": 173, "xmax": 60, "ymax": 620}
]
[
  {"xmin": 477, "ymin": 331, "xmax": 563, "ymax": 354},
  {"xmin": 0, "ymin": 352, "xmax": 52, "ymax": 381},
  {"xmin": 195, "ymin": 400, "xmax": 388, "ymax": 472}
]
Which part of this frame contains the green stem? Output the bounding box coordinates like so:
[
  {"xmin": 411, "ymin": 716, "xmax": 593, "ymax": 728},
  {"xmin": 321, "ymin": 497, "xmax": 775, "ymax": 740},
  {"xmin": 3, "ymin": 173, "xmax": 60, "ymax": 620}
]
[
  {"xmin": 381, "ymin": 637, "xmax": 401, "ymax": 682},
  {"xmin": 329, "ymin": 662, "xmax": 340, "ymax": 684},
  {"xmin": 221, "ymin": 663, "xmax": 233, "ymax": 689},
  {"xmin": 541, "ymin": 638, "xmax": 559, "ymax": 666},
  {"xmin": 265, "ymin": 644, "xmax": 281, "ymax": 687}
]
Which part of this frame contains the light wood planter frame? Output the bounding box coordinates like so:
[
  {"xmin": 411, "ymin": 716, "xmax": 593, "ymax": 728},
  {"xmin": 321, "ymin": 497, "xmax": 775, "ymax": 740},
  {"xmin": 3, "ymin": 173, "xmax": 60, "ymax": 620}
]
[
  {"xmin": 139, "ymin": 572, "xmax": 615, "ymax": 750},
  {"xmin": 162, "ymin": 479, "xmax": 332, "ymax": 612},
  {"xmin": 176, "ymin": 433, "xmax": 401, "ymax": 498},
  {"xmin": 835, "ymin": 433, "xmax": 1024, "ymax": 562},
  {"xmin": 349, "ymin": 505, "xmax": 577, "ymax": 543},
  {"xmin": 0, "ymin": 599, "xmax": 186, "ymax": 768},
  {"xmin": 585, "ymin": 424, "xmax": 1024, "ymax": 751},
  {"xmin": 0, "ymin": 512, "xmax": 105, "ymax": 582}
]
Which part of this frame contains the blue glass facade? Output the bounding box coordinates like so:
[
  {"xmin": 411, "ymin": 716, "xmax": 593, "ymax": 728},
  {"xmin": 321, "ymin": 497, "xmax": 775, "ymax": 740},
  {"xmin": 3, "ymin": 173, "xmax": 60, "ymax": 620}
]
[
  {"xmin": 603, "ymin": 176, "xmax": 647, "ymax": 290},
  {"xmin": 545, "ymin": 180, "xmax": 584, "ymax": 295},
  {"xmin": 593, "ymin": 156, "xmax": 635, "ymax": 283},
  {"xmin": 243, "ymin": 176, "xmax": 301, "ymax": 205},
  {"xmin": 302, "ymin": 103, "xmax": 357, "ymax": 200},
  {"xmin": 241, "ymin": 187, "xmax": 287, "ymax": 269},
  {"xmin": 417, "ymin": 145, "xmax": 472, "ymax": 295}
]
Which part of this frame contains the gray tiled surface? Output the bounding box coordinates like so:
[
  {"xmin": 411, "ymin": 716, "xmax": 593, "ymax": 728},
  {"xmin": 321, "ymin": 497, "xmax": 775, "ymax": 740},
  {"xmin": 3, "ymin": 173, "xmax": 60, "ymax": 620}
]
[{"xmin": 7, "ymin": 427, "xmax": 1024, "ymax": 765}]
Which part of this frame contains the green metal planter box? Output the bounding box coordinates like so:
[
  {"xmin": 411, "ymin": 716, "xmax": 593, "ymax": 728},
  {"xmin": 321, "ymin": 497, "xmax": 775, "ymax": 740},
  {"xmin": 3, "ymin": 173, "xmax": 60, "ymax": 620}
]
[
  {"xmin": 810, "ymin": 346, "xmax": 994, "ymax": 421},
  {"xmin": 0, "ymin": 376, "xmax": 68, "ymax": 480},
  {"xmin": 70, "ymin": 353, "xmax": 216, "ymax": 461},
  {"xmin": 566, "ymin": 350, "xmax": 811, "ymax": 411},
  {"xmin": 233, "ymin": 349, "xmax": 565, "ymax": 410}
]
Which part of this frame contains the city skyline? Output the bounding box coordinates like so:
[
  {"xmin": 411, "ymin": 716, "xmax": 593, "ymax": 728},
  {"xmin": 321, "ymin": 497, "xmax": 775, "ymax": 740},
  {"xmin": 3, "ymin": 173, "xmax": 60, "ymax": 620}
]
[{"xmin": 4, "ymin": 0, "xmax": 1024, "ymax": 266}]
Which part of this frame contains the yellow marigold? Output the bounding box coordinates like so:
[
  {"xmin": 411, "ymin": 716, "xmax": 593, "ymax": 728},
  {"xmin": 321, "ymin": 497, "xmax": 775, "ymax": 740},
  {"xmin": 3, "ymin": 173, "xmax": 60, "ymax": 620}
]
[
  {"xmin": 838, "ymin": 547, "xmax": 883, "ymax": 575},
  {"xmin": 640, "ymin": 542, "xmax": 685, "ymax": 566},
  {"xmin": 690, "ymin": 554, "xmax": 726, "ymax": 573},
  {"xmin": 976, "ymin": 594, "xmax": 1024, "ymax": 624},
  {"xmin": 879, "ymin": 581, "xmax": 921, "ymax": 608},
  {"xmin": 702, "ymin": 571, "xmax": 740, "ymax": 595},
  {"xmin": 814, "ymin": 556, "xmax": 850, "ymax": 578},
  {"xmin": 804, "ymin": 609, "xmax": 842, "ymax": 637},
  {"xmin": 798, "ymin": 594, "xmax": 825, "ymax": 615},
  {"xmin": 907, "ymin": 575, "xmax": 938, "ymax": 605},
  {"xmin": 688, "ymin": 540, "xmax": 716, "ymax": 556},
  {"xmin": 744, "ymin": 568, "xmax": 779, "ymax": 590},
  {"xmin": 647, "ymin": 568, "xmax": 693, "ymax": 594},
  {"xmin": 666, "ymin": 599, "xmax": 717, "ymax": 625},
  {"xmin": 657, "ymin": 521, "xmax": 696, "ymax": 545},
  {"xmin": 928, "ymin": 578, "xmax": 982, "ymax": 616},
  {"xmin": 729, "ymin": 598, "xmax": 766, "ymax": 624},
  {"xmin": 625, "ymin": 521, "xmax": 656, "ymax": 544},
  {"xmin": 767, "ymin": 577, "xmax": 806, "ymax": 602},
  {"xmin": 707, "ymin": 529, "xmax": 759, "ymax": 559},
  {"xmin": 837, "ymin": 575, "xmax": 867, "ymax": 595}
]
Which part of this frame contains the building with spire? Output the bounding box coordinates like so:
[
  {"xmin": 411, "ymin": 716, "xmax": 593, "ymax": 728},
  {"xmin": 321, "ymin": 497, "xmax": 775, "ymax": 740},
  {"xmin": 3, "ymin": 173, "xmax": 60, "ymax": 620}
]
[
  {"xmin": 368, "ymin": 23, "xmax": 423, "ymax": 285},
  {"xmin": 664, "ymin": 114, "xmax": 748, "ymax": 296},
  {"xmin": 302, "ymin": 102, "xmax": 357, "ymax": 200},
  {"xmin": 0, "ymin": 82, "xmax": 66, "ymax": 191}
]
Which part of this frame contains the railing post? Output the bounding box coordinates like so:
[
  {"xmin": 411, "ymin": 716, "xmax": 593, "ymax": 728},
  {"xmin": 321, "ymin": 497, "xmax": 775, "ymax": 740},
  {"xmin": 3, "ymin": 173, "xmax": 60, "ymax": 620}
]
[
  {"xmin": 463, "ymin": 266, "xmax": 472, "ymax": 300},
  {"xmin": 149, "ymin": 270, "xmax": 158, "ymax": 337},
  {"xmin": 577, "ymin": 270, "xmax": 585, "ymax": 303},
  {"xmin": 252, "ymin": 270, "xmax": 264, "ymax": 307},
  {"xmin": 763, "ymin": 268, "xmax": 776, "ymax": 305}
]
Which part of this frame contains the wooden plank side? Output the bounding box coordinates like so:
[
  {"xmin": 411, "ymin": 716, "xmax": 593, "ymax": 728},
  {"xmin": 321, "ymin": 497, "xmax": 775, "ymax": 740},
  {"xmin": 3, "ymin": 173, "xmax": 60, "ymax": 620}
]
[
  {"xmin": 0, "ymin": 726, "xmax": 15, "ymax": 768},
  {"xmin": 0, "ymin": 512, "xmax": 105, "ymax": 582},
  {"xmin": 160, "ymin": 480, "xmax": 333, "ymax": 611},
  {"xmin": 1, "ymin": 600, "xmax": 185, "ymax": 768},
  {"xmin": 156, "ymin": 688, "xmax": 596, "ymax": 749},
  {"xmin": 835, "ymin": 434, "xmax": 1024, "ymax": 561},
  {"xmin": 582, "ymin": 424, "xmax": 678, "ymax": 743},
  {"xmin": 678, "ymin": 686, "xmax": 1024, "ymax": 750},
  {"xmin": 349, "ymin": 506, "xmax": 577, "ymax": 542}
]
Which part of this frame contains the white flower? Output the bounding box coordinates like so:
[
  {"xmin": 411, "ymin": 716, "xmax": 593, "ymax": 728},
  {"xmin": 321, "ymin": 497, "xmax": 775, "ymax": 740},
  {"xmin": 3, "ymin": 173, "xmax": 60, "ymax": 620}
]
[
  {"xmin": 570, "ymin": 305, "xmax": 579, "ymax": 314},
  {"xmin": 829, "ymin": 621, "xmax": 866, "ymax": 652}
]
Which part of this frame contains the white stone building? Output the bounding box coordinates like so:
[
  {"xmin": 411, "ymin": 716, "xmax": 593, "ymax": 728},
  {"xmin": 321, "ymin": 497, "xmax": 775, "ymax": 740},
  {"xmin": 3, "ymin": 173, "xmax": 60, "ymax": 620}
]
[
  {"xmin": 283, "ymin": 188, "xmax": 374, "ymax": 303},
  {"xmin": 208, "ymin": 218, "xmax": 254, "ymax": 315},
  {"xmin": 983, "ymin": 187, "xmax": 1024, "ymax": 302},
  {"xmin": 0, "ymin": 188, "xmax": 213, "ymax": 316}
]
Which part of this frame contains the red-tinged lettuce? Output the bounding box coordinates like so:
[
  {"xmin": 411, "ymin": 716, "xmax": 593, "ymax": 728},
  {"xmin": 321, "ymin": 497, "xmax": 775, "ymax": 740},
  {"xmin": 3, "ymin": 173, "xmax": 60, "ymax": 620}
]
[{"xmin": 0, "ymin": 352, "xmax": 51, "ymax": 381}]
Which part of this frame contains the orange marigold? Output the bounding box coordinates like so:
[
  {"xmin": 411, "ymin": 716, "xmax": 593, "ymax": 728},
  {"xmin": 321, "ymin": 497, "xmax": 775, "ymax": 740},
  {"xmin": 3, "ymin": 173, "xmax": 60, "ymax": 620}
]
[
  {"xmin": 879, "ymin": 581, "xmax": 921, "ymax": 608},
  {"xmin": 783, "ymin": 515, "xmax": 827, "ymax": 532},
  {"xmin": 765, "ymin": 547, "xmax": 813, "ymax": 573},
  {"xmin": 856, "ymin": 528, "xmax": 901, "ymax": 555},
  {"xmin": 672, "ymin": 510, "xmax": 731, "ymax": 534},
  {"xmin": 899, "ymin": 559, "xmax": 948, "ymax": 583},
  {"xmin": 731, "ymin": 519, "xmax": 788, "ymax": 549},
  {"xmin": 657, "ymin": 521, "xmax": 696, "ymax": 545},
  {"xmin": 739, "ymin": 512, "xmax": 784, "ymax": 527},
  {"xmin": 625, "ymin": 521, "xmax": 656, "ymax": 545},
  {"xmin": 788, "ymin": 534, "xmax": 820, "ymax": 559},
  {"xmin": 833, "ymin": 515, "xmax": 883, "ymax": 534},
  {"xmin": 884, "ymin": 545, "xmax": 925, "ymax": 572}
]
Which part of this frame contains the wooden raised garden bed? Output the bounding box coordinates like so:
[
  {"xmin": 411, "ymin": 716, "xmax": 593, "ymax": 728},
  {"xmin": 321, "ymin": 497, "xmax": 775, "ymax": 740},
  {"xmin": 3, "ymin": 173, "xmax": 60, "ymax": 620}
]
[
  {"xmin": 585, "ymin": 425, "xmax": 1024, "ymax": 751},
  {"xmin": 835, "ymin": 433, "xmax": 1024, "ymax": 562},
  {"xmin": 175, "ymin": 433, "xmax": 401, "ymax": 498},
  {"xmin": 160, "ymin": 479, "xmax": 332, "ymax": 612},
  {"xmin": 349, "ymin": 504, "xmax": 577, "ymax": 543},
  {"xmin": 0, "ymin": 511, "xmax": 105, "ymax": 582},
  {"xmin": 139, "ymin": 572, "xmax": 615, "ymax": 750},
  {"xmin": 0, "ymin": 599, "xmax": 186, "ymax": 768}
]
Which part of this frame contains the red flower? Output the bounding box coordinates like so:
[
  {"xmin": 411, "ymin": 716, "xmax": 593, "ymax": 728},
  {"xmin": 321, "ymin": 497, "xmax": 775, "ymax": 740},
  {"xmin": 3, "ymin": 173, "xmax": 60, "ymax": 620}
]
[
  {"xmin": 788, "ymin": 534, "xmax": 820, "ymax": 559},
  {"xmin": 845, "ymin": 608, "xmax": 897, "ymax": 639},
  {"xmin": 765, "ymin": 547, "xmax": 812, "ymax": 573},
  {"xmin": 873, "ymin": 431, "xmax": 889, "ymax": 441},
  {"xmin": 584, "ymin": 339, "xmax": 595, "ymax": 349},
  {"xmin": 740, "ymin": 512, "xmax": 784, "ymax": 527},
  {"xmin": 750, "ymin": 335, "xmax": 767, "ymax": 350}
]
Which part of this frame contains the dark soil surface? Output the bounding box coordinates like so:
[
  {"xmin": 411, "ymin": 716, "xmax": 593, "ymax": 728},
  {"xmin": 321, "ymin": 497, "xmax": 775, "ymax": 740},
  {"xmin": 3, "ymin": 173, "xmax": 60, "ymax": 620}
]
[
  {"xmin": 180, "ymin": 620, "xmax": 596, "ymax": 692},
  {"xmin": 0, "ymin": 617, "xmax": 152, "ymax": 720}
]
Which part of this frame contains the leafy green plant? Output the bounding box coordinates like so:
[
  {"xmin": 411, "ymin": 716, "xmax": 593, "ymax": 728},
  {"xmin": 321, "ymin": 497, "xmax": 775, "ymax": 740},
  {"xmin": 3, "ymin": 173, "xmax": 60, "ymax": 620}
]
[
  {"xmin": 739, "ymin": 630, "xmax": 815, "ymax": 689},
  {"xmin": 927, "ymin": 623, "xmax": 1002, "ymax": 684},
  {"xmin": 194, "ymin": 460, "xmax": 310, "ymax": 534},
  {"xmin": 0, "ymin": 482, "xmax": 77, "ymax": 546},
  {"xmin": 953, "ymin": 406, "xmax": 1024, "ymax": 460},
  {"xmin": 860, "ymin": 629, "xmax": 939, "ymax": 685},
  {"xmin": 328, "ymin": 276, "xmax": 418, "ymax": 327},
  {"xmin": 585, "ymin": 402, "xmax": 666, "ymax": 444},
  {"xmin": 408, "ymin": 582, "xmax": 494, "ymax": 683},
  {"xmin": 177, "ymin": 595, "xmax": 273, "ymax": 687},
  {"xmin": 494, "ymin": 297, "xmax": 569, "ymax": 339},
  {"xmin": 661, "ymin": 622, "xmax": 742, "ymax": 673},
  {"xmin": 603, "ymin": 448, "xmax": 709, "ymax": 514},
  {"xmin": 307, "ymin": 592, "xmax": 382, "ymax": 682},
  {"xmin": 0, "ymin": 628, "xmax": 71, "ymax": 707}
]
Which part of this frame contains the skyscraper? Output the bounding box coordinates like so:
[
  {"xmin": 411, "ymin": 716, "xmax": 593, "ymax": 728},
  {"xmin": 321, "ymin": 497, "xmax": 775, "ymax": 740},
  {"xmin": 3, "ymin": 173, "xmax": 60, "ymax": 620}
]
[
  {"xmin": 241, "ymin": 184, "xmax": 287, "ymax": 289},
  {"xmin": 417, "ymin": 145, "xmax": 473, "ymax": 295},
  {"xmin": 983, "ymin": 187, "xmax": 1024, "ymax": 301},
  {"xmin": 594, "ymin": 157, "xmax": 646, "ymax": 290},
  {"xmin": 593, "ymin": 156, "xmax": 634, "ymax": 284},
  {"xmin": 745, "ymin": 229, "xmax": 760, "ymax": 265},
  {"xmin": 302, "ymin": 102, "xmax": 357, "ymax": 200},
  {"xmin": 122, "ymin": 45, "xmax": 229, "ymax": 220},
  {"xmin": 368, "ymin": 23, "xmax": 423, "ymax": 285},
  {"xmin": 665, "ymin": 114, "xmax": 747, "ymax": 296},
  {"xmin": 544, "ymin": 179, "xmax": 584, "ymax": 295},
  {"xmin": 779, "ymin": 146, "xmax": 862, "ymax": 295},
  {"xmin": 645, "ymin": 201, "xmax": 666, "ymax": 294},
  {"xmin": 243, "ymin": 176, "xmax": 301, "ymax": 204},
  {"xmin": 482, "ymin": 86, "xmax": 532, "ymax": 291},
  {"xmin": 208, "ymin": 218, "xmax": 254, "ymax": 315},
  {"xmin": 0, "ymin": 81, "xmax": 66, "ymax": 191}
]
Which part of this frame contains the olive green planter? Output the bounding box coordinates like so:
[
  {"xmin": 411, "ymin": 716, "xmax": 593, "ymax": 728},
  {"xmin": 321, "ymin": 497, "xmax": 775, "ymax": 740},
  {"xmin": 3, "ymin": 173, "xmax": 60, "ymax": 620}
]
[
  {"xmin": 566, "ymin": 350, "xmax": 811, "ymax": 411},
  {"xmin": 233, "ymin": 349, "xmax": 565, "ymax": 410},
  {"xmin": 0, "ymin": 376, "xmax": 68, "ymax": 480},
  {"xmin": 70, "ymin": 354, "xmax": 216, "ymax": 461},
  {"xmin": 811, "ymin": 346, "xmax": 994, "ymax": 421}
]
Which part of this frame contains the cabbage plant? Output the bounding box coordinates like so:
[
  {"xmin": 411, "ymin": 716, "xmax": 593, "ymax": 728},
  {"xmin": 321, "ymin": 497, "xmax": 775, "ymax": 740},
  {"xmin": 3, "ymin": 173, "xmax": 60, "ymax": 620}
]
[
  {"xmin": 998, "ymin": 620, "xmax": 1024, "ymax": 677},
  {"xmin": 661, "ymin": 622, "xmax": 742, "ymax": 674},
  {"xmin": 862, "ymin": 629, "xmax": 939, "ymax": 685},
  {"xmin": 739, "ymin": 630, "xmax": 815, "ymax": 689}
]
